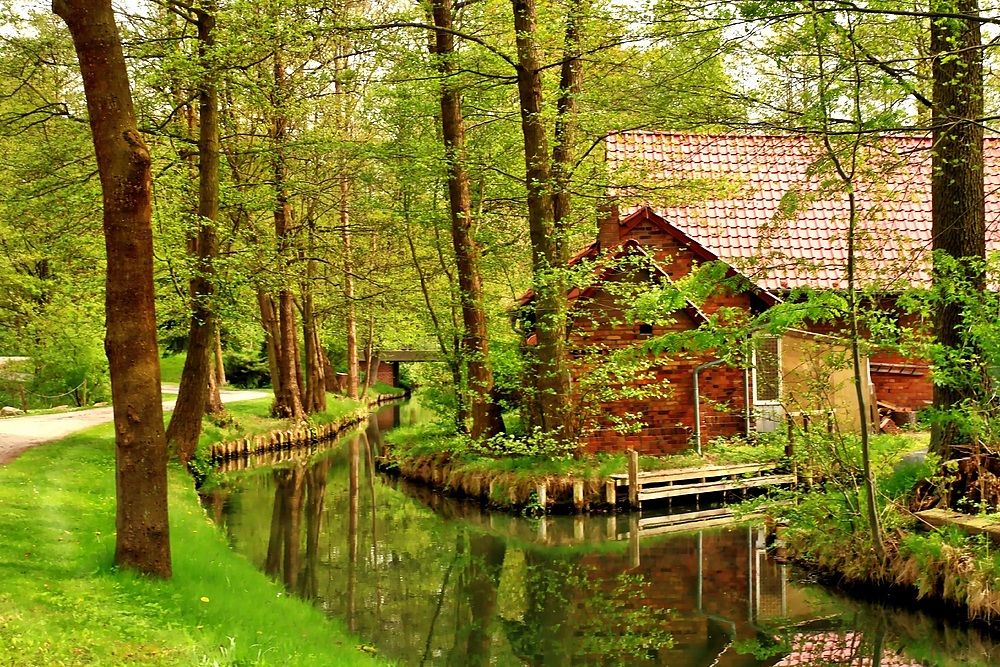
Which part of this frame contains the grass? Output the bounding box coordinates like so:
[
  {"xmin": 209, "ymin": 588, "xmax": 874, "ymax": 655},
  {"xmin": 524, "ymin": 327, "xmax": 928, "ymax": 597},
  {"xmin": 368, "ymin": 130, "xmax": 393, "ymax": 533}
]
[
  {"xmin": 0, "ymin": 420, "xmax": 390, "ymax": 667},
  {"xmin": 158, "ymin": 354, "xmax": 187, "ymax": 385},
  {"xmin": 385, "ymin": 422, "xmax": 787, "ymax": 483},
  {"xmin": 197, "ymin": 393, "xmax": 367, "ymax": 449}
]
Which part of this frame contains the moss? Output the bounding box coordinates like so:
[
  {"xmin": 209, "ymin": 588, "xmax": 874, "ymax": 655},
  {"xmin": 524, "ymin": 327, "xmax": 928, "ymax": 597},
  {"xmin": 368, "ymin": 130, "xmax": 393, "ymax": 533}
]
[{"xmin": 0, "ymin": 423, "xmax": 390, "ymax": 666}]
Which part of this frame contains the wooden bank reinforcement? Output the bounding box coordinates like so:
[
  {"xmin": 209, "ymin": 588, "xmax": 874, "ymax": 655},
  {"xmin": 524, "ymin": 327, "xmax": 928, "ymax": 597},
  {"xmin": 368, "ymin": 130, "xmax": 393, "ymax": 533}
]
[{"xmin": 209, "ymin": 392, "xmax": 402, "ymax": 473}]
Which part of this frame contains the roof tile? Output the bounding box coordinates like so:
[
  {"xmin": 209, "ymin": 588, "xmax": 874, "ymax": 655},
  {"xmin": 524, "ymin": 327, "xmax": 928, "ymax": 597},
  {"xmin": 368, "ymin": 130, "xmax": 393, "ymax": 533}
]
[{"xmin": 607, "ymin": 132, "xmax": 1000, "ymax": 290}]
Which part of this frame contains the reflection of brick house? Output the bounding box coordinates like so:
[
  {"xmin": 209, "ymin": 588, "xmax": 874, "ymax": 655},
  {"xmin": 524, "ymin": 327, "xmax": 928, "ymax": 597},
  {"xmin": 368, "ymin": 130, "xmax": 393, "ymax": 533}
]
[{"xmin": 519, "ymin": 133, "xmax": 1000, "ymax": 455}]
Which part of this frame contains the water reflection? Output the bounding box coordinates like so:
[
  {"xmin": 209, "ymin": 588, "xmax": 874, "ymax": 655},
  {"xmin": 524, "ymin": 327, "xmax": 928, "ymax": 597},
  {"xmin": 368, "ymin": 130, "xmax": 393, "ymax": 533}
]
[{"xmin": 211, "ymin": 404, "xmax": 1000, "ymax": 667}]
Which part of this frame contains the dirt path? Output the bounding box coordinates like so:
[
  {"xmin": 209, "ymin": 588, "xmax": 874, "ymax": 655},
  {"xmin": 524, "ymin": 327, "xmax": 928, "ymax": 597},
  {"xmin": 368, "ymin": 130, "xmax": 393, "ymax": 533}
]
[{"xmin": 0, "ymin": 386, "xmax": 271, "ymax": 465}]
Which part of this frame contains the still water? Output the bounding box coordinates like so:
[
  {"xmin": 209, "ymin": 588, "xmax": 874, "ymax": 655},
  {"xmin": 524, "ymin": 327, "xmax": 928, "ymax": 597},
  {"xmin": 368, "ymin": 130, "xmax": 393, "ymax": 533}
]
[{"xmin": 207, "ymin": 402, "xmax": 1000, "ymax": 666}]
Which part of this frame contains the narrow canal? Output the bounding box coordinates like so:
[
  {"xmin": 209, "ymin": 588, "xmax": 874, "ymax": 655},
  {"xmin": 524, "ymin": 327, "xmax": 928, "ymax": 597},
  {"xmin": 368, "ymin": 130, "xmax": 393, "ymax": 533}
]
[{"xmin": 205, "ymin": 401, "xmax": 1000, "ymax": 666}]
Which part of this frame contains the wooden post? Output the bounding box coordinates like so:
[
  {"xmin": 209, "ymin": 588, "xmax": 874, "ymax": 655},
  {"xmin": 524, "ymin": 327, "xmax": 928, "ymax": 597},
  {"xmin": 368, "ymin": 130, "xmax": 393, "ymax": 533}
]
[
  {"xmin": 535, "ymin": 483, "xmax": 547, "ymax": 513},
  {"xmin": 802, "ymin": 412, "xmax": 810, "ymax": 433},
  {"xmin": 18, "ymin": 384, "xmax": 27, "ymax": 412},
  {"xmin": 628, "ymin": 512, "xmax": 640, "ymax": 568},
  {"xmin": 573, "ymin": 480, "xmax": 584, "ymax": 513},
  {"xmin": 786, "ymin": 414, "xmax": 797, "ymax": 487},
  {"xmin": 827, "ymin": 410, "xmax": 834, "ymax": 435},
  {"xmin": 628, "ymin": 449, "xmax": 640, "ymax": 509},
  {"xmin": 605, "ymin": 480, "xmax": 616, "ymax": 507}
]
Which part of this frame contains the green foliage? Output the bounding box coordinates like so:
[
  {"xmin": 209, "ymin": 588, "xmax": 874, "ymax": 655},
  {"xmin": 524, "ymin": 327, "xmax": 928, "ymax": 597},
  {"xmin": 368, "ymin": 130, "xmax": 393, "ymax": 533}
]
[
  {"xmin": 223, "ymin": 350, "xmax": 271, "ymax": 389},
  {"xmin": 23, "ymin": 296, "xmax": 110, "ymax": 408}
]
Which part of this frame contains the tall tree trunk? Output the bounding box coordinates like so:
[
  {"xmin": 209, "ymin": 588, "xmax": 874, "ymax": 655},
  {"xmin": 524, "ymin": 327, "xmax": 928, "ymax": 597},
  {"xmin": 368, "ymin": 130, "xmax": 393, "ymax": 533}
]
[
  {"xmin": 929, "ymin": 0, "xmax": 987, "ymax": 458},
  {"xmin": 431, "ymin": 0, "xmax": 504, "ymax": 440},
  {"xmin": 166, "ymin": 3, "xmax": 222, "ymax": 461},
  {"xmin": 214, "ymin": 324, "xmax": 226, "ymax": 386},
  {"xmin": 363, "ymin": 308, "xmax": 377, "ymax": 392},
  {"xmin": 271, "ymin": 49, "xmax": 305, "ymax": 420},
  {"xmin": 511, "ymin": 0, "xmax": 572, "ymax": 440},
  {"xmin": 552, "ymin": 0, "xmax": 586, "ymax": 231},
  {"xmin": 258, "ymin": 289, "xmax": 283, "ymax": 399},
  {"xmin": 334, "ymin": 53, "xmax": 360, "ymax": 402},
  {"xmin": 53, "ymin": 0, "xmax": 171, "ymax": 577},
  {"xmin": 302, "ymin": 279, "xmax": 327, "ymax": 413}
]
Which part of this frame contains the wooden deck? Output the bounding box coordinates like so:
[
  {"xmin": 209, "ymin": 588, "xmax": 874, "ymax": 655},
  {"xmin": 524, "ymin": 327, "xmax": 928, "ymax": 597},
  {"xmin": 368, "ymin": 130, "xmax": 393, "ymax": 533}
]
[{"xmin": 608, "ymin": 454, "xmax": 794, "ymax": 508}]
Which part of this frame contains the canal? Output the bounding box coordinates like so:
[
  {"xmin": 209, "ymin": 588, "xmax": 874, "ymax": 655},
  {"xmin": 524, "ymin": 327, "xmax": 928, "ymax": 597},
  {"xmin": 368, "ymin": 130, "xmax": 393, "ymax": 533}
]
[{"xmin": 205, "ymin": 400, "xmax": 1000, "ymax": 666}]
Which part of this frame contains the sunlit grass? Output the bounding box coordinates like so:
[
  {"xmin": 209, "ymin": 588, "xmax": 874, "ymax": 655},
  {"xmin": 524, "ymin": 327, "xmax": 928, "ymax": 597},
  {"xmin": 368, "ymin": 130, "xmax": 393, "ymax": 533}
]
[
  {"xmin": 0, "ymin": 423, "xmax": 390, "ymax": 666},
  {"xmin": 158, "ymin": 353, "xmax": 186, "ymax": 385}
]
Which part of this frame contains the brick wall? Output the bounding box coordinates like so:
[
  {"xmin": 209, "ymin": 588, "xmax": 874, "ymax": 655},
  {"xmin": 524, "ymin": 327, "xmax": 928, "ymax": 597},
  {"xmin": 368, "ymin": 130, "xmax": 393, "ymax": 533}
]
[
  {"xmin": 570, "ymin": 220, "xmax": 750, "ymax": 456},
  {"xmin": 375, "ymin": 362, "xmax": 396, "ymax": 387}
]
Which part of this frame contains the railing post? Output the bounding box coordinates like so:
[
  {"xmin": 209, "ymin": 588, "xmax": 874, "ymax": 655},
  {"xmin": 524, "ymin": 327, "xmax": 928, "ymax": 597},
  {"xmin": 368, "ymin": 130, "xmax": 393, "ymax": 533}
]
[
  {"xmin": 628, "ymin": 449, "xmax": 640, "ymax": 509},
  {"xmin": 785, "ymin": 414, "xmax": 797, "ymax": 487}
]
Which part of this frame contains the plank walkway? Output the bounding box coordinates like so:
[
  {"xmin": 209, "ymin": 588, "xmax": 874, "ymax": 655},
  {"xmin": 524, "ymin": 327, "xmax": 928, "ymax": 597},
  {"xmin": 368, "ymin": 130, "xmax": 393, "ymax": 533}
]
[{"xmin": 608, "ymin": 454, "xmax": 794, "ymax": 508}]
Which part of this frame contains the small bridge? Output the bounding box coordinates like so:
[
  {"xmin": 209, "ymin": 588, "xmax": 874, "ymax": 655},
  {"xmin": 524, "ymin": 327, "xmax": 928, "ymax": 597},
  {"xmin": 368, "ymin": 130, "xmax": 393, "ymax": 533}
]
[
  {"xmin": 608, "ymin": 454, "xmax": 794, "ymax": 509},
  {"xmin": 359, "ymin": 349, "xmax": 444, "ymax": 387}
]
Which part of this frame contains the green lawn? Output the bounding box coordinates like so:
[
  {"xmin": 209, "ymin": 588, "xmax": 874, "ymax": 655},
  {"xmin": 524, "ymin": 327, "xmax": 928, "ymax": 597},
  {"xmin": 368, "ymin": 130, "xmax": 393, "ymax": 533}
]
[
  {"xmin": 158, "ymin": 353, "xmax": 187, "ymax": 385},
  {"xmin": 197, "ymin": 394, "xmax": 366, "ymax": 449},
  {"xmin": 0, "ymin": 422, "xmax": 391, "ymax": 667}
]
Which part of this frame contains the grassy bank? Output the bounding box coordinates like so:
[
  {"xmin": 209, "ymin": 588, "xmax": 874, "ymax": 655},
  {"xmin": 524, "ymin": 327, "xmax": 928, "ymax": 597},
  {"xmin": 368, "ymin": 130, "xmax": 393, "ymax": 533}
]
[
  {"xmin": 748, "ymin": 429, "xmax": 1000, "ymax": 623},
  {"xmin": 0, "ymin": 425, "xmax": 390, "ymax": 666},
  {"xmin": 198, "ymin": 394, "xmax": 365, "ymax": 447},
  {"xmin": 382, "ymin": 421, "xmax": 784, "ymax": 510}
]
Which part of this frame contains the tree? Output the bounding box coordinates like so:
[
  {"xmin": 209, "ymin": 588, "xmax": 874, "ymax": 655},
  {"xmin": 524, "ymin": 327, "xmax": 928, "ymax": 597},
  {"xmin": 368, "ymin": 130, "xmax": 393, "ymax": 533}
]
[
  {"xmin": 929, "ymin": 0, "xmax": 988, "ymax": 458},
  {"xmin": 510, "ymin": 0, "xmax": 574, "ymax": 440},
  {"xmin": 52, "ymin": 0, "xmax": 171, "ymax": 577},
  {"xmin": 429, "ymin": 0, "xmax": 504, "ymax": 440},
  {"xmin": 165, "ymin": 0, "xmax": 224, "ymax": 462}
]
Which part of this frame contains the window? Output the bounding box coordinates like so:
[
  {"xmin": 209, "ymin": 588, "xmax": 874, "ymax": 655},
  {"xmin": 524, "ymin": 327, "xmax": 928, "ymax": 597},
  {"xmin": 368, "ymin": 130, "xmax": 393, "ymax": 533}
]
[
  {"xmin": 753, "ymin": 336, "xmax": 781, "ymax": 403},
  {"xmin": 638, "ymin": 323, "xmax": 654, "ymax": 337}
]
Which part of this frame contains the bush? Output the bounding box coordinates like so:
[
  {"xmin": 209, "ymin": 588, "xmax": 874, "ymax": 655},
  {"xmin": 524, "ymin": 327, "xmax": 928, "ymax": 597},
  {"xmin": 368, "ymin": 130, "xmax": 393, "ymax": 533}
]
[{"xmin": 224, "ymin": 350, "xmax": 270, "ymax": 388}]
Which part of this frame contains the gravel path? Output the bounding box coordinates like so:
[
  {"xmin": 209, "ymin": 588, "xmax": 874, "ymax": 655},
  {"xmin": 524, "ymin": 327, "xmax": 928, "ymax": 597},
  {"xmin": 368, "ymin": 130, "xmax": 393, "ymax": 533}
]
[{"xmin": 0, "ymin": 386, "xmax": 271, "ymax": 465}]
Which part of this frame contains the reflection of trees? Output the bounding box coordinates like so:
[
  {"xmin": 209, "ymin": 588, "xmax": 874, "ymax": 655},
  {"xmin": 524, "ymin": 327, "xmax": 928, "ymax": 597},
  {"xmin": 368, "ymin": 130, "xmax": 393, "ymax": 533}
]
[
  {"xmin": 264, "ymin": 457, "xmax": 329, "ymax": 598},
  {"xmin": 446, "ymin": 532, "xmax": 506, "ymax": 667},
  {"xmin": 300, "ymin": 457, "xmax": 330, "ymax": 601},
  {"xmin": 347, "ymin": 432, "xmax": 362, "ymax": 631},
  {"xmin": 504, "ymin": 551, "xmax": 672, "ymax": 667},
  {"xmin": 265, "ymin": 464, "xmax": 305, "ymax": 588}
]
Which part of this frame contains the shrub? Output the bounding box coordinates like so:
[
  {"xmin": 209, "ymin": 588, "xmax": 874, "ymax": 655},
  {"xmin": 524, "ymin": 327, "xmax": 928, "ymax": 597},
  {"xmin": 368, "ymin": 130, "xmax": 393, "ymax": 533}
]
[{"xmin": 224, "ymin": 350, "xmax": 270, "ymax": 388}]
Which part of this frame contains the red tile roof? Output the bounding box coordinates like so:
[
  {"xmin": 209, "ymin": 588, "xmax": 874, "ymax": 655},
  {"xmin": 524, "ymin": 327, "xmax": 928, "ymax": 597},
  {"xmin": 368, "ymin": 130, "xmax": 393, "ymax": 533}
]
[{"xmin": 606, "ymin": 132, "xmax": 1000, "ymax": 290}]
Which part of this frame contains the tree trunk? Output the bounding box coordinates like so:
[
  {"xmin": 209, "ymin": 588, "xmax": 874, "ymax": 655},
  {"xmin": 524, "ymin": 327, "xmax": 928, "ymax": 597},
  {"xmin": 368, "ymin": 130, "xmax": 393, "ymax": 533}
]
[
  {"xmin": 276, "ymin": 290, "xmax": 305, "ymax": 419},
  {"xmin": 258, "ymin": 289, "xmax": 283, "ymax": 399},
  {"xmin": 363, "ymin": 308, "xmax": 376, "ymax": 392},
  {"xmin": 929, "ymin": 0, "xmax": 987, "ymax": 458},
  {"xmin": 431, "ymin": 0, "xmax": 504, "ymax": 440},
  {"xmin": 166, "ymin": 4, "xmax": 222, "ymax": 461},
  {"xmin": 53, "ymin": 0, "xmax": 170, "ymax": 577},
  {"xmin": 511, "ymin": 0, "xmax": 573, "ymax": 440},
  {"xmin": 271, "ymin": 49, "xmax": 305, "ymax": 420},
  {"xmin": 334, "ymin": 54, "xmax": 360, "ymax": 402},
  {"xmin": 302, "ymin": 281, "xmax": 327, "ymax": 413},
  {"xmin": 214, "ymin": 324, "xmax": 226, "ymax": 386}
]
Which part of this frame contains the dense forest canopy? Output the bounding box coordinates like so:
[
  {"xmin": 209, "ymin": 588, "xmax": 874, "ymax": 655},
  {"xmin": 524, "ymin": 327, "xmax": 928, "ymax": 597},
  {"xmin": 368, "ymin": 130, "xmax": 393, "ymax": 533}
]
[{"xmin": 3, "ymin": 0, "xmax": 999, "ymax": 437}]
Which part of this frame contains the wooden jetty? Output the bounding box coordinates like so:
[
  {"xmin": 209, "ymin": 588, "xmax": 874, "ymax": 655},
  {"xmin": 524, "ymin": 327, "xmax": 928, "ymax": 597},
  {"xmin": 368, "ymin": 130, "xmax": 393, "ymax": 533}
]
[{"xmin": 608, "ymin": 450, "xmax": 795, "ymax": 509}]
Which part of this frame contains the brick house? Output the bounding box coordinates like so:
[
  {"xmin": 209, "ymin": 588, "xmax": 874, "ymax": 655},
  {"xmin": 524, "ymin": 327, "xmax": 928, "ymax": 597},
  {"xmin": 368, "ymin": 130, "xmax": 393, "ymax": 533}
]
[{"xmin": 519, "ymin": 132, "xmax": 1000, "ymax": 455}]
